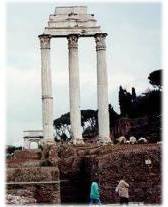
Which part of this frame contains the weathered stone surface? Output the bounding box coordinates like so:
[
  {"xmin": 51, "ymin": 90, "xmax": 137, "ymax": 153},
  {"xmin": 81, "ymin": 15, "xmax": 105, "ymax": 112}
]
[
  {"xmin": 6, "ymin": 144, "xmax": 161, "ymax": 204},
  {"xmin": 58, "ymin": 144, "xmax": 161, "ymax": 204},
  {"xmin": 44, "ymin": 6, "xmax": 101, "ymax": 36},
  {"xmin": 13, "ymin": 149, "xmax": 42, "ymax": 160},
  {"xmin": 6, "ymin": 193, "xmax": 36, "ymax": 205},
  {"xmin": 6, "ymin": 145, "xmax": 61, "ymax": 204},
  {"xmin": 95, "ymin": 33, "xmax": 111, "ymax": 143},
  {"xmin": 39, "ymin": 33, "xmax": 53, "ymax": 140},
  {"xmin": 33, "ymin": 183, "xmax": 60, "ymax": 204},
  {"xmin": 48, "ymin": 144, "xmax": 59, "ymax": 166},
  {"xmin": 68, "ymin": 34, "xmax": 83, "ymax": 144},
  {"xmin": 7, "ymin": 150, "xmax": 42, "ymax": 168},
  {"xmin": 7, "ymin": 183, "xmax": 60, "ymax": 204},
  {"xmin": 7, "ymin": 167, "xmax": 59, "ymax": 182}
]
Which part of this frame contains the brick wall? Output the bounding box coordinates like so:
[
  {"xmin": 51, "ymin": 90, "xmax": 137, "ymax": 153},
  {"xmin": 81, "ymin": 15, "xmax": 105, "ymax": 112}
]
[
  {"xmin": 6, "ymin": 143, "xmax": 161, "ymax": 204},
  {"xmin": 58, "ymin": 144, "xmax": 161, "ymax": 204}
]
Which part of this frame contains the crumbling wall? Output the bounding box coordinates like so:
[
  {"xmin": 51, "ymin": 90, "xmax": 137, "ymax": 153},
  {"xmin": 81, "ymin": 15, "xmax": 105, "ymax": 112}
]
[
  {"xmin": 58, "ymin": 144, "xmax": 161, "ymax": 204},
  {"xmin": 88, "ymin": 144, "xmax": 161, "ymax": 204},
  {"xmin": 6, "ymin": 145, "xmax": 61, "ymax": 204},
  {"xmin": 6, "ymin": 143, "xmax": 161, "ymax": 204},
  {"xmin": 58, "ymin": 144, "xmax": 92, "ymax": 203}
]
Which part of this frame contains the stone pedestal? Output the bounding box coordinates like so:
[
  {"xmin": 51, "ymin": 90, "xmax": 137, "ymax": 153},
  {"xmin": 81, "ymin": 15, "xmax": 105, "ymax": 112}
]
[
  {"xmin": 39, "ymin": 34, "xmax": 53, "ymax": 140},
  {"xmin": 95, "ymin": 33, "xmax": 111, "ymax": 143},
  {"xmin": 67, "ymin": 34, "xmax": 84, "ymax": 144}
]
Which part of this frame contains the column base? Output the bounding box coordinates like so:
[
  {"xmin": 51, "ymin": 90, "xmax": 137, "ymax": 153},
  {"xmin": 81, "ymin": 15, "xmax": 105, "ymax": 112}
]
[
  {"xmin": 73, "ymin": 138, "xmax": 85, "ymax": 145},
  {"xmin": 98, "ymin": 137, "xmax": 112, "ymax": 145}
]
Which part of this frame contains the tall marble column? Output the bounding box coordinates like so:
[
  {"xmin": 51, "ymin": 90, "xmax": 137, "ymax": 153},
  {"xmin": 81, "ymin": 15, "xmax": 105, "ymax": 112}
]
[
  {"xmin": 95, "ymin": 33, "xmax": 111, "ymax": 143},
  {"xmin": 67, "ymin": 34, "xmax": 83, "ymax": 144},
  {"xmin": 39, "ymin": 34, "xmax": 53, "ymax": 141}
]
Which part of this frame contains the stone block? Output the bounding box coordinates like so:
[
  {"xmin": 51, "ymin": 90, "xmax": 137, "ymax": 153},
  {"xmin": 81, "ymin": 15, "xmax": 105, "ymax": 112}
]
[
  {"xmin": 43, "ymin": 6, "xmax": 101, "ymax": 36},
  {"xmin": 7, "ymin": 167, "xmax": 59, "ymax": 182}
]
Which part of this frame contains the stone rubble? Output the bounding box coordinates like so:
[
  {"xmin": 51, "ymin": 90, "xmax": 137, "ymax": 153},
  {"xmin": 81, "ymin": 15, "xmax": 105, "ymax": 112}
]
[{"xmin": 6, "ymin": 193, "xmax": 36, "ymax": 205}]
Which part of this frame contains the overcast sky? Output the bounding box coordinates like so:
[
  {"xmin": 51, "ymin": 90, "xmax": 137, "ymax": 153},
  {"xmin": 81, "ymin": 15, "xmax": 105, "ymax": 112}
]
[{"xmin": 6, "ymin": 2, "xmax": 161, "ymax": 146}]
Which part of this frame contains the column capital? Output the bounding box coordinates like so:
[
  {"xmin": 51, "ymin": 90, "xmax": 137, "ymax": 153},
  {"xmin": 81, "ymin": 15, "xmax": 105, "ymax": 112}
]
[
  {"xmin": 39, "ymin": 34, "xmax": 51, "ymax": 49},
  {"xmin": 67, "ymin": 34, "xmax": 79, "ymax": 49},
  {"xmin": 94, "ymin": 33, "xmax": 107, "ymax": 51}
]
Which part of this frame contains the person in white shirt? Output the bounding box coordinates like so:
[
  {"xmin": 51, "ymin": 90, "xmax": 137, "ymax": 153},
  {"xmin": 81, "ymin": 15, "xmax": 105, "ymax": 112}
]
[{"xmin": 115, "ymin": 179, "xmax": 129, "ymax": 204}]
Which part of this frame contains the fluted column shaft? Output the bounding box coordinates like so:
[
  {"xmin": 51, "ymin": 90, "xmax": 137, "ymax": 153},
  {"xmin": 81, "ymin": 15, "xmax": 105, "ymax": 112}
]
[
  {"xmin": 95, "ymin": 33, "xmax": 111, "ymax": 143},
  {"xmin": 67, "ymin": 34, "xmax": 83, "ymax": 144},
  {"xmin": 39, "ymin": 34, "xmax": 53, "ymax": 140}
]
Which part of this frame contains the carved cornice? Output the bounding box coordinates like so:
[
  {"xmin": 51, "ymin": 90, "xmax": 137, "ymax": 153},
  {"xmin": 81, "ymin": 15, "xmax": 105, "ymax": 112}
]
[
  {"xmin": 67, "ymin": 34, "xmax": 79, "ymax": 49},
  {"xmin": 95, "ymin": 33, "xmax": 107, "ymax": 51},
  {"xmin": 39, "ymin": 34, "xmax": 51, "ymax": 49}
]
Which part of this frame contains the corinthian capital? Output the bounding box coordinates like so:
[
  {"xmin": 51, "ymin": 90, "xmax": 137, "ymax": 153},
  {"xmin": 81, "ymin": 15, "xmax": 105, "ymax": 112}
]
[
  {"xmin": 39, "ymin": 34, "xmax": 51, "ymax": 49},
  {"xmin": 95, "ymin": 33, "xmax": 107, "ymax": 51},
  {"xmin": 67, "ymin": 34, "xmax": 79, "ymax": 49}
]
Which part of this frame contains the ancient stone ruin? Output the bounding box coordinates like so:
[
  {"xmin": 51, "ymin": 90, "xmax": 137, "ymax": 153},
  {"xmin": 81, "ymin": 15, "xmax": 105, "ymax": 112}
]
[
  {"xmin": 6, "ymin": 6, "xmax": 162, "ymax": 205},
  {"xmin": 7, "ymin": 143, "xmax": 161, "ymax": 204},
  {"xmin": 39, "ymin": 6, "xmax": 111, "ymax": 145}
]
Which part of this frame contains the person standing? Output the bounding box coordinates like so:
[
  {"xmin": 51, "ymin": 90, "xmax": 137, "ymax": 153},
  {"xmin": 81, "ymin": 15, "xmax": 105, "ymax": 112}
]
[
  {"xmin": 115, "ymin": 179, "xmax": 129, "ymax": 204},
  {"xmin": 90, "ymin": 179, "xmax": 101, "ymax": 204}
]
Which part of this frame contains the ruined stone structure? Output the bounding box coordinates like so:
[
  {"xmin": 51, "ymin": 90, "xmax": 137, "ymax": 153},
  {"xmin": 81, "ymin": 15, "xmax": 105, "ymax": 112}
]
[
  {"xmin": 7, "ymin": 143, "xmax": 161, "ymax": 204},
  {"xmin": 23, "ymin": 130, "xmax": 43, "ymax": 149},
  {"xmin": 39, "ymin": 6, "xmax": 111, "ymax": 144},
  {"xmin": 7, "ymin": 145, "xmax": 61, "ymax": 204},
  {"xmin": 6, "ymin": 5, "xmax": 162, "ymax": 205},
  {"xmin": 57, "ymin": 143, "xmax": 161, "ymax": 204}
]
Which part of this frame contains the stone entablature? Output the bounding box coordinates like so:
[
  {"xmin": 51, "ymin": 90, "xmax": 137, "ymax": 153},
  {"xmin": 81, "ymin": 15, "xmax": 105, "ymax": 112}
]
[
  {"xmin": 44, "ymin": 6, "xmax": 101, "ymax": 36},
  {"xmin": 23, "ymin": 130, "xmax": 43, "ymax": 138}
]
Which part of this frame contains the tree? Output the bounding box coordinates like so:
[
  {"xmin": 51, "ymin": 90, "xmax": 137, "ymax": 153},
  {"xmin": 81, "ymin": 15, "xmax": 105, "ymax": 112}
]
[
  {"xmin": 132, "ymin": 87, "xmax": 136, "ymax": 101},
  {"xmin": 148, "ymin": 69, "xmax": 162, "ymax": 89},
  {"xmin": 53, "ymin": 109, "xmax": 98, "ymax": 140},
  {"xmin": 6, "ymin": 145, "xmax": 22, "ymax": 158},
  {"xmin": 119, "ymin": 86, "xmax": 126, "ymax": 116},
  {"xmin": 109, "ymin": 104, "xmax": 120, "ymax": 128},
  {"xmin": 53, "ymin": 112, "xmax": 71, "ymax": 141},
  {"xmin": 119, "ymin": 86, "xmax": 134, "ymax": 117},
  {"xmin": 53, "ymin": 107, "xmax": 119, "ymax": 141},
  {"xmin": 81, "ymin": 109, "xmax": 98, "ymax": 138}
]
